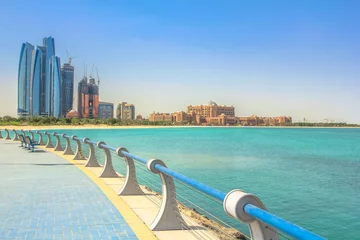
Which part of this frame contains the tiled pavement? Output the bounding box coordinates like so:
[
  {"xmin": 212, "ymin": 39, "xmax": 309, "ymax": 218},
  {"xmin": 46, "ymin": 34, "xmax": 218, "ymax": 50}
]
[{"xmin": 0, "ymin": 140, "xmax": 138, "ymax": 239}]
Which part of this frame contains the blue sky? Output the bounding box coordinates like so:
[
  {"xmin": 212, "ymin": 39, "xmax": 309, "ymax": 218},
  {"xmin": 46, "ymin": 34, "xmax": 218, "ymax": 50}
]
[{"xmin": 0, "ymin": 0, "xmax": 359, "ymax": 123}]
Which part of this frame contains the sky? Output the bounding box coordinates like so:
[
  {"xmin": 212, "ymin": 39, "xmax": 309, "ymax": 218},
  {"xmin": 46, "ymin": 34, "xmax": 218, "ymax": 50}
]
[{"xmin": 0, "ymin": 0, "xmax": 359, "ymax": 123}]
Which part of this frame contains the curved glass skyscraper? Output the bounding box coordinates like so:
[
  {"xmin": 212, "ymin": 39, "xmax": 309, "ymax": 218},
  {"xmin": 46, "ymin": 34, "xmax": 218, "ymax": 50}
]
[
  {"xmin": 31, "ymin": 48, "xmax": 43, "ymax": 116},
  {"xmin": 18, "ymin": 42, "xmax": 34, "ymax": 116},
  {"xmin": 43, "ymin": 37, "xmax": 55, "ymax": 115},
  {"xmin": 50, "ymin": 56, "xmax": 62, "ymax": 118}
]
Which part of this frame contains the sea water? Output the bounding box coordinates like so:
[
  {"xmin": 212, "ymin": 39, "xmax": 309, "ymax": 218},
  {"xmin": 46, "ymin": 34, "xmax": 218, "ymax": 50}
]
[{"xmin": 56, "ymin": 127, "xmax": 360, "ymax": 239}]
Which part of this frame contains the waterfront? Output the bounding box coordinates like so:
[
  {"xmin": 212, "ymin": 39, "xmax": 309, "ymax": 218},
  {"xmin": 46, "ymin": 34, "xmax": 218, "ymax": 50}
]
[{"xmin": 42, "ymin": 127, "xmax": 360, "ymax": 239}]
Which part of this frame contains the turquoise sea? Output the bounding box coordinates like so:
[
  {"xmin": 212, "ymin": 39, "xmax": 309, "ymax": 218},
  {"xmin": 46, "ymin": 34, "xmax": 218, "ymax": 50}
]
[{"xmin": 55, "ymin": 127, "xmax": 360, "ymax": 239}]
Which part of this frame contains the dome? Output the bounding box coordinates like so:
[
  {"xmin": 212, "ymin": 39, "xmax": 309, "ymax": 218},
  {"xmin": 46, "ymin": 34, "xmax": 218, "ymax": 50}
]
[
  {"xmin": 208, "ymin": 100, "xmax": 217, "ymax": 106},
  {"xmin": 66, "ymin": 110, "xmax": 80, "ymax": 119}
]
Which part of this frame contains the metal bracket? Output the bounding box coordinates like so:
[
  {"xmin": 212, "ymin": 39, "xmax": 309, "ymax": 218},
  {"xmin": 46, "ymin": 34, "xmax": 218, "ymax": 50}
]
[
  {"xmin": 12, "ymin": 129, "xmax": 19, "ymax": 141},
  {"xmin": 223, "ymin": 190, "xmax": 279, "ymax": 240},
  {"xmin": 72, "ymin": 136, "xmax": 86, "ymax": 160},
  {"xmin": 53, "ymin": 132, "xmax": 63, "ymax": 151},
  {"xmin": 84, "ymin": 138, "xmax": 100, "ymax": 167},
  {"xmin": 21, "ymin": 129, "xmax": 26, "ymax": 137},
  {"xmin": 98, "ymin": 141, "xmax": 118, "ymax": 178},
  {"xmin": 116, "ymin": 147, "xmax": 143, "ymax": 195},
  {"xmin": 147, "ymin": 159, "xmax": 185, "ymax": 231},
  {"xmin": 28, "ymin": 130, "xmax": 35, "ymax": 142},
  {"xmin": 36, "ymin": 131, "xmax": 45, "ymax": 145},
  {"xmin": 62, "ymin": 134, "xmax": 74, "ymax": 155},
  {"xmin": 4, "ymin": 129, "xmax": 11, "ymax": 140},
  {"xmin": 44, "ymin": 131, "xmax": 54, "ymax": 148}
]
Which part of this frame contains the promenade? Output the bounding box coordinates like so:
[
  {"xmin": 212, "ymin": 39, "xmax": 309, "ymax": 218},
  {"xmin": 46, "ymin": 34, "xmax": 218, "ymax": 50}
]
[
  {"xmin": 0, "ymin": 140, "xmax": 140, "ymax": 239},
  {"xmin": 0, "ymin": 129, "xmax": 326, "ymax": 240}
]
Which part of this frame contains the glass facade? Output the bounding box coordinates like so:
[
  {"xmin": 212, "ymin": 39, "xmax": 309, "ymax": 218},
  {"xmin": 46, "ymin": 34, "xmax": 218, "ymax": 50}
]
[
  {"xmin": 18, "ymin": 42, "xmax": 34, "ymax": 116},
  {"xmin": 31, "ymin": 48, "xmax": 43, "ymax": 116},
  {"xmin": 37, "ymin": 46, "xmax": 47, "ymax": 116},
  {"xmin": 50, "ymin": 56, "xmax": 62, "ymax": 118},
  {"xmin": 98, "ymin": 102, "xmax": 114, "ymax": 119},
  {"xmin": 61, "ymin": 63, "xmax": 74, "ymax": 116},
  {"xmin": 43, "ymin": 37, "xmax": 55, "ymax": 115}
]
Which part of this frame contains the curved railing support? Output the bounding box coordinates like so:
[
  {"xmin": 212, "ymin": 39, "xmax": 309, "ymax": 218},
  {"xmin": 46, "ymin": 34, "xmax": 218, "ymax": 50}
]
[
  {"xmin": 21, "ymin": 129, "xmax": 26, "ymax": 138},
  {"xmin": 28, "ymin": 130, "xmax": 35, "ymax": 142},
  {"xmin": 62, "ymin": 134, "xmax": 74, "ymax": 155},
  {"xmin": 98, "ymin": 141, "xmax": 118, "ymax": 178},
  {"xmin": 53, "ymin": 133, "xmax": 63, "ymax": 151},
  {"xmin": 72, "ymin": 136, "xmax": 86, "ymax": 160},
  {"xmin": 0, "ymin": 129, "xmax": 3, "ymax": 139},
  {"xmin": 224, "ymin": 190, "xmax": 279, "ymax": 240},
  {"xmin": 12, "ymin": 129, "xmax": 19, "ymax": 141},
  {"xmin": 44, "ymin": 131, "xmax": 54, "ymax": 148},
  {"xmin": 147, "ymin": 159, "xmax": 185, "ymax": 231},
  {"xmin": 116, "ymin": 148, "xmax": 143, "ymax": 195},
  {"xmin": 4, "ymin": 129, "xmax": 11, "ymax": 140},
  {"xmin": 84, "ymin": 138, "xmax": 100, "ymax": 167},
  {"xmin": 36, "ymin": 131, "xmax": 45, "ymax": 145}
]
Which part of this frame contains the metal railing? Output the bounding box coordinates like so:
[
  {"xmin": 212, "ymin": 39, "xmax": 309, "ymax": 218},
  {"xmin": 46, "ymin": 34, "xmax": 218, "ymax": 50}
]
[{"xmin": 3, "ymin": 128, "xmax": 325, "ymax": 240}]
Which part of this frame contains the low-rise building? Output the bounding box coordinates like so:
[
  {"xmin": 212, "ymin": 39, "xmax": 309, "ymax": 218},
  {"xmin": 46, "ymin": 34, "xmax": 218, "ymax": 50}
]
[
  {"xmin": 187, "ymin": 101, "xmax": 235, "ymax": 117},
  {"xmin": 98, "ymin": 101, "xmax": 114, "ymax": 119},
  {"xmin": 116, "ymin": 102, "xmax": 135, "ymax": 120}
]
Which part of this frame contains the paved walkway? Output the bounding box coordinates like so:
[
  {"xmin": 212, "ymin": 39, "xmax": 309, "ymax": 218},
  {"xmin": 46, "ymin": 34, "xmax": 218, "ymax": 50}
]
[{"xmin": 0, "ymin": 140, "xmax": 138, "ymax": 240}]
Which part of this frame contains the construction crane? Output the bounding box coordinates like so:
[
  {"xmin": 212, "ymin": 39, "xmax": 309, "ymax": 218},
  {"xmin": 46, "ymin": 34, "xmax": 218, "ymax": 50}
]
[
  {"xmin": 96, "ymin": 67, "xmax": 100, "ymax": 86},
  {"xmin": 90, "ymin": 64, "xmax": 95, "ymax": 78},
  {"xmin": 66, "ymin": 49, "xmax": 76, "ymax": 65}
]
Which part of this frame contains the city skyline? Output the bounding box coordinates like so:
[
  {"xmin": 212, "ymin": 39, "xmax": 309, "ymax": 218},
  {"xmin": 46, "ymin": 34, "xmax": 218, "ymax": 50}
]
[{"xmin": 1, "ymin": 1, "xmax": 360, "ymax": 123}]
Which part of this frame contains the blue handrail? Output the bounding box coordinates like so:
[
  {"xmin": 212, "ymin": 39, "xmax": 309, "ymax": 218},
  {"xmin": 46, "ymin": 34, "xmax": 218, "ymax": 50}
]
[
  {"xmin": 86, "ymin": 140, "xmax": 97, "ymax": 145},
  {"xmin": 121, "ymin": 151, "xmax": 148, "ymax": 165},
  {"xmin": 154, "ymin": 163, "xmax": 226, "ymax": 202},
  {"xmin": 99, "ymin": 144, "xmax": 116, "ymax": 152},
  {"xmin": 244, "ymin": 204, "xmax": 325, "ymax": 240}
]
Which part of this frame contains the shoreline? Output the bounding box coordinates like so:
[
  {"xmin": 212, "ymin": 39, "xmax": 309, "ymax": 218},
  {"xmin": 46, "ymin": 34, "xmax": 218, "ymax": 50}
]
[{"xmin": 1, "ymin": 124, "xmax": 360, "ymax": 130}]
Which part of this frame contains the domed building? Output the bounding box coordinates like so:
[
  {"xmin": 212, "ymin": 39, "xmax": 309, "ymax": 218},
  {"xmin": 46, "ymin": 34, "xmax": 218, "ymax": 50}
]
[{"xmin": 66, "ymin": 110, "xmax": 80, "ymax": 119}]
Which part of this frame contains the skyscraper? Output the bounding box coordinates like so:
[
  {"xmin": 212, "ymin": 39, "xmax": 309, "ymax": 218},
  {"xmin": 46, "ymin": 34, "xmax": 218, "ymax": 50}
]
[
  {"xmin": 77, "ymin": 76, "xmax": 99, "ymax": 118},
  {"xmin": 18, "ymin": 42, "xmax": 34, "ymax": 116},
  {"xmin": 61, "ymin": 63, "xmax": 74, "ymax": 117},
  {"xmin": 18, "ymin": 37, "xmax": 64, "ymax": 118},
  {"xmin": 31, "ymin": 47, "xmax": 43, "ymax": 116},
  {"xmin": 43, "ymin": 37, "xmax": 55, "ymax": 115},
  {"xmin": 49, "ymin": 56, "xmax": 62, "ymax": 118}
]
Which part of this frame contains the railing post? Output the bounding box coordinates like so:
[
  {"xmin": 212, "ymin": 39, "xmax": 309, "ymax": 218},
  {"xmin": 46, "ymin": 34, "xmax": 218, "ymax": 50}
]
[
  {"xmin": 0, "ymin": 129, "xmax": 3, "ymax": 139},
  {"xmin": 116, "ymin": 147, "xmax": 143, "ymax": 195},
  {"xmin": 44, "ymin": 131, "xmax": 54, "ymax": 148},
  {"xmin": 83, "ymin": 138, "xmax": 100, "ymax": 167},
  {"xmin": 72, "ymin": 136, "xmax": 86, "ymax": 160},
  {"xmin": 98, "ymin": 141, "xmax": 118, "ymax": 178},
  {"xmin": 223, "ymin": 190, "xmax": 279, "ymax": 240},
  {"xmin": 12, "ymin": 129, "xmax": 19, "ymax": 141},
  {"xmin": 62, "ymin": 134, "xmax": 74, "ymax": 155},
  {"xmin": 4, "ymin": 129, "xmax": 11, "ymax": 140},
  {"xmin": 146, "ymin": 159, "xmax": 185, "ymax": 231},
  {"xmin": 36, "ymin": 131, "xmax": 45, "ymax": 145},
  {"xmin": 53, "ymin": 132, "xmax": 63, "ymax": 151},
  {"xmin": 28, "ymin": 130, "xmax": 35, "ymax": 142}
]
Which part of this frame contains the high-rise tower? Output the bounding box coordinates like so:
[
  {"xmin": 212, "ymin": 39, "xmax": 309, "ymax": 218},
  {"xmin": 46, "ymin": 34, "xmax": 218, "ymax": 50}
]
[
  {"xmin": 61, "ymin": 63, "xmax": 74, "ymax": 117},
  {"xmin": 18, "ymin": 42, "xmax": 34, "ymax": 116},
  {"xmin": 43, "ymin": 37, "xmax": 55, "ymax": 115},
  {"xmin": 49, "ymin": 56, "xmax": 62, "ymax": 118},
  {"xmin": 77, "ymin": 75, "xmax": 99, "ymax": 118}
]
